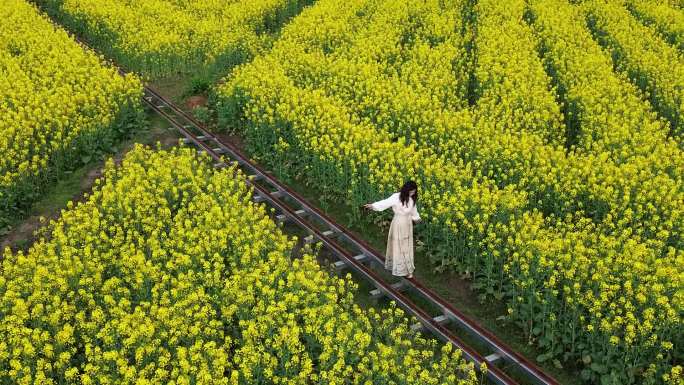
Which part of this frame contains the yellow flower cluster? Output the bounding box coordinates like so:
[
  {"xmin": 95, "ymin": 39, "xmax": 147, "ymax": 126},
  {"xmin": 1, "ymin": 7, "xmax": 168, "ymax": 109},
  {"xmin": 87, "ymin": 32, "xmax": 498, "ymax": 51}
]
[
  {"xmin": 470, "ymin": 0, "xmax": 565, "ymax": 145},
  {"xmin": 626, "ymin": 0, "xmax": 684, "ymax": 51},
  {"xmin": 312, "ymin": 0, "xmax": 468, "ymax": 139},
  {"xmin": 0, "ymin": 0, "xmax": 143, "ymax": 229},
  {"xmin": 583, "ymin": 0, "xmax": 684, "ymax": 139},
  {"xmin": 527, "ymin": 0, "xmax": 684, "ymax": 172},
  {"xmin": 216, "ymin": 0, "xmax": 683, "ymax": 383},
  {"xmin": 0, "ymin": 145, "xmax": 479, "ymax": 384},
  {"xmin": 36, "ymin": 0, "xmax": 314, "ymax": 78}
]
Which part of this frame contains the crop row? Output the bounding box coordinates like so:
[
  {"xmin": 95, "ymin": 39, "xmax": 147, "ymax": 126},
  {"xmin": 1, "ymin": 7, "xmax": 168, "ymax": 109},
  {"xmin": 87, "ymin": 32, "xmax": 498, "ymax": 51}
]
[
  {"xmin": 583, "ymin": 0, "xmax": 684, "ymax": 142},
  {"xmin": 36, "ymin": 0, "xmax": 314, "ymax": 78},
  {"xmin": 0, "ymin": 0, "xmax": 143, "ymax": 230},
  {"xmin": 626, "ymin": 0, "xmax": 684, "ymax": 52}
]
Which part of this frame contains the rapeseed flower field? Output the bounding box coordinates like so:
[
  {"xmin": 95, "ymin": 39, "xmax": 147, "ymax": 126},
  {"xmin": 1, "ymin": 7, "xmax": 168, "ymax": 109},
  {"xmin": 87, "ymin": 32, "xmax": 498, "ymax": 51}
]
[
  {"xmin": 0, "ymin": 146, "xmax": 479, "ymax": 384},
  {"xmin": 35, "ymin": 0, "xmax": 314, "ymax": 78},
  {"xmin": 2, "ymin": 0, "xmax": 683, "ymax": 383},
  {"xmin": 0, "ymin": 0, "xmax": 143, "ymax": 230},
  {"xmin": 216, "ymin": 0, "xmax": 684, "ymax": 382}
]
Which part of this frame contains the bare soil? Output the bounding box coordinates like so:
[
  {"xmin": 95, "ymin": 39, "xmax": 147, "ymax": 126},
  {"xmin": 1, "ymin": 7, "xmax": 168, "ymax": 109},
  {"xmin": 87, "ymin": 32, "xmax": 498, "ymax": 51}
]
[{"xmin": 186, "ymin": 95, "xmax": 208, "ymax": 110}]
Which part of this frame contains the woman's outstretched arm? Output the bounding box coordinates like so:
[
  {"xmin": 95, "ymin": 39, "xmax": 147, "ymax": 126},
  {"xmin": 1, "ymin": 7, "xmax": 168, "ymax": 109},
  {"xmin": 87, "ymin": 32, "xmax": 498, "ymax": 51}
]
[{"xmin": 364, "ymin": 193, "xmax": 397, "ymax": 211}]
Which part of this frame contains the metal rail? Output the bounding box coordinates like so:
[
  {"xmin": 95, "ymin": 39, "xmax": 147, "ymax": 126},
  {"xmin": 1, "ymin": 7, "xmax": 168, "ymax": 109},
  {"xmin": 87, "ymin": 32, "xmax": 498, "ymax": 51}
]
[{"xmin": 56, "ymin": 26, "xmax": 559, "ymax": 385}]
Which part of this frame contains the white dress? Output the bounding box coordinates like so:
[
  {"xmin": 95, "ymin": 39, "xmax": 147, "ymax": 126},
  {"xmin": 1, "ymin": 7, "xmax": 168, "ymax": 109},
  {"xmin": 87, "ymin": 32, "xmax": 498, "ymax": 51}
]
[{"xmin": 370, "ymin": 193, "xmax": 420, "ymax": 277}]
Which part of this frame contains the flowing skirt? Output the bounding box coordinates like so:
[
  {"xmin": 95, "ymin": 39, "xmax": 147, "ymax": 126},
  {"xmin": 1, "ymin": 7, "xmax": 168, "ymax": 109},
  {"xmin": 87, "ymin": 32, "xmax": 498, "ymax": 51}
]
[{"xmin": 385, "ymin": 213, "xmax": 414, "ymax": 277}]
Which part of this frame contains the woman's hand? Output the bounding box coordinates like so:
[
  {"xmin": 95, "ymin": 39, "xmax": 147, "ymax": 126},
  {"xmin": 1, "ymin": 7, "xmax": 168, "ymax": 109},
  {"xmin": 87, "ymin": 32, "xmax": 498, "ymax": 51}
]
[{"xmin": 363, "ymin": 203, "xmax": 373, "ymax": 210}]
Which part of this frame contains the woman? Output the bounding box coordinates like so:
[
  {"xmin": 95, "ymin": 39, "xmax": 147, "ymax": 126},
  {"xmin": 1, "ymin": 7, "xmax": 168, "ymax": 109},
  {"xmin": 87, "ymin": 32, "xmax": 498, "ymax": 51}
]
[{"xmin": 363, "ymin": 181, "xmax": 421, "ymax": 279}]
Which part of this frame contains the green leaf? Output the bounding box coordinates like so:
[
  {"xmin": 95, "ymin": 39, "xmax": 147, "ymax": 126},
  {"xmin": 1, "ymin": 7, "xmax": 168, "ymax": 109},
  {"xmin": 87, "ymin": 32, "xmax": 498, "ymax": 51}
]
[
  {"xmin": 553, "ymin": 359, "xmax": 563, "ymax": 369},
  {"xmin": 582, "ymin": 355, "xmax": 592, "ymax": 365},
  {"xmin": 536, "ymin": 353, "xmax": 550, "ymax": 363},
  {"xmin": 590, "ymin": 363, "xmax": 607, "ymax": 374}
]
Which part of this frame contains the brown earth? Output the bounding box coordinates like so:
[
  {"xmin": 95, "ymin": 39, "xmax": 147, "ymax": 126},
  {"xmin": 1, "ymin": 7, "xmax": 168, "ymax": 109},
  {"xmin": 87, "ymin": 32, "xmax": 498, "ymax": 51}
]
[{"xmin": 186, "ymin": 95, "xmax": 208, "ymax": 110}]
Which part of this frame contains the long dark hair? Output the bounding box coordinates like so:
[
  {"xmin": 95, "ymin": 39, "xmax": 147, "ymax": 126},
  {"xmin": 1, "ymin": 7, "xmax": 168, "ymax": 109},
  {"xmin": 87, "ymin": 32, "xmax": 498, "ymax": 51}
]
[{"xmin": 399, "ymin": 180, "xmax": 418, "ymax": 207}]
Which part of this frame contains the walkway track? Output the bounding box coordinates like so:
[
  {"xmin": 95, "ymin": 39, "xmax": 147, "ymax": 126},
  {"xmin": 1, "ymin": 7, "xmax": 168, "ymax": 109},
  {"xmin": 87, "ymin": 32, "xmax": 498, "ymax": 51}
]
[
  {"xmin": 145, "ymin": 85, "xmax": 560, "ymax": 385},
  {"xmin": 61, "ymin": 29, "xmax": 560, "ymax": 385}
]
